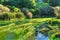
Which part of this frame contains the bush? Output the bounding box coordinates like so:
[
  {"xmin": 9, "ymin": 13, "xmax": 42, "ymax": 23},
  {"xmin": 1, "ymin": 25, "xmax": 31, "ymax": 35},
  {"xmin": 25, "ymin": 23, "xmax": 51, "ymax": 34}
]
[
  {"xmin": 0, "ymin": 12, "xmax": 15, "ymax": 20},
  {"xmin": 0, "ymin": 12, "xmax": 25, "ymax": 20},
  {"xmin": 13, "ymin": 7, "xmax": 20, "ymax": 12},
  {"xmin": 0, "ymin": 13, "xmax": 10, "ymax": 20},
  {"xmin": 29, "ymin": 9, "xmax": 35, "ymax": 13},
  {"xmin": 8, "ymin": 13, "xmax": 15, "ymax": 19},
  {"xmin": 41, "ymin": 6, "xmax": 54, "ymax": 17},
  {"xmin": 15, "ymin": 12, "xmax": 25, "ymax": 19},
  {"xmin": 34, "ymin": 8, "xmax": 41, "ymax": 18},
  {"xmin": 8, "ymin": 6, "xmax": 21, "ymax": 12},
  {"xmin": 35, "ymin": 2, "xmax": 55, "ymax": 17}
]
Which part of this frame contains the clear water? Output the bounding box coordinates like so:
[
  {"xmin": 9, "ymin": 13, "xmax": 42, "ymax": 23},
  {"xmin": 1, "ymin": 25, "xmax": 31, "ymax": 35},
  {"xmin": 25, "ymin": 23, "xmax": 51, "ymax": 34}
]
[{"xmin": 35, "ymin": 32, "xmax": 48, "ymax": 40}]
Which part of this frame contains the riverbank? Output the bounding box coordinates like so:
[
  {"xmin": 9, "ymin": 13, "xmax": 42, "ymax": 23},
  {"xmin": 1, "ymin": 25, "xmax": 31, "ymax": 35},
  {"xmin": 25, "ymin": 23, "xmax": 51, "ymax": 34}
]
[{"xmin": 0, "ymin": 18, "xmax": 60, "ymax": 40}]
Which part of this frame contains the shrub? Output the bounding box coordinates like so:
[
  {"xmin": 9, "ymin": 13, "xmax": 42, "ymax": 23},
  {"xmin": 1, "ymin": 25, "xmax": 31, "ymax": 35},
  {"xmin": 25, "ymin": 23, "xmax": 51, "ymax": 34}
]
[
  {"xmin": 13, "ymin": 7, "xmax": 20, "ymax": 12},
  {"xmin": 7, "ymin": 6, "xmax": 16, "ymax": 12},
  {"xmin": 0, "ymin": 12, "xmax": 25, "ymax": 20},
  {"xmin": 8, "ymin": 12, "xmax": 25, "ymax": 20},
  {"xmin": 15, "ymin": 12, "xmax": 25, "ymax": 19},
  {"xmin": 0, "ymin": 13, "xmax": 10, "ymax": 20},
  {"xmin": 29, "ymin": 9, "xmax": 35, "ymax": 13},
  {"xmin": 34, "ymin": 8, "xmax": 41, "ymax": 18},
  {"xmin": 35, "ymin": 2, "xmax": 55, "ymax": 17},
  {"xmin": 41, "ymin": 6, "xmax": 54, "ymax": 17},
  {"xmin": 8, "ymin": 6, "xmax": 21, "ymax": 12},
  {"xmin": 8, "ymin": 13, "xmax": 16, "ymax": 19},
  {"xmin": 52, "ymin": 21, "xmax": 60, "ymax": 25}
]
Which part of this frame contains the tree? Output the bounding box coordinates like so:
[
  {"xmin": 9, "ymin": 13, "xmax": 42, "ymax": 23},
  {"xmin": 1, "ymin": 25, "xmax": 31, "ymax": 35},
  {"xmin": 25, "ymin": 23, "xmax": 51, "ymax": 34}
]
[
  {"xmin": 49, "ymin": 0, "xmax": 60, "ymax": 6},
  {"xmin": 18, "ymin": 0, "xmax": 36, "ymax": 8},
  {"xmin": 0, "ymin": 0, "xmax": 36, "ymax": 8}
]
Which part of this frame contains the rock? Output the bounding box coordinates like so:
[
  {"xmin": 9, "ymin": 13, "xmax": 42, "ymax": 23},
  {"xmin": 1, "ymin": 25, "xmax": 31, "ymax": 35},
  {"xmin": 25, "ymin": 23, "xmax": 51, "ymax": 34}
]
[
  {"xmin": 53, "ymin": 6, "xmax": 60, "ymax": 19},
  {"xmin": 21, "ymin": 8, "xmax": 33, "ymax": 19}
]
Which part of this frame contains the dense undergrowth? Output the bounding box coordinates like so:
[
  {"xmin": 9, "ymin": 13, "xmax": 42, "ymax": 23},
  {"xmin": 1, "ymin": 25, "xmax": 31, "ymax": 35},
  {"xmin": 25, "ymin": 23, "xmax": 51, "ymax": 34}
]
[
  {"xmin": 0, "ymin": 0, "xmax": 60, "ymax": 40},
  {"xmin": 0, "ymin": 18, "xmax": 60, "ymax": 40}
]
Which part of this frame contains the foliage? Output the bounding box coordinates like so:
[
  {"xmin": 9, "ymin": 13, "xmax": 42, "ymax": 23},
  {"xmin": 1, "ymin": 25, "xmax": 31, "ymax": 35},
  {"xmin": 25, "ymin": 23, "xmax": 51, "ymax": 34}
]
[
  {"xmin": 44, "ymin": 0, "xmax": 60, "ymax": 6},
  {"xmin": 36, "ymin": 2, "xmax": 49, "ymax": 8},
  {"xmin": 0, "ymin": 0, "xmax": 36, "ymax": 9},
  {"xmin": 13, "ymin": 7, "xmax": 20, "ymax": 12},
  {"xmin": 15, "ymin": 12, "xmax": 25, "ymax": 19},
  {"xmin": 29, "ymin": 9, "xmax": 35, "ymax": 14},
  {"xmin": 0, "ymin": 0, "xmax": 60, "ymax": 40},
  {"xmin": 0, "ymin": 13, "xmax": 10, "ymax": 20},
  {"xmin": 0, "ymin": 4, "xmax": 25, "ymax": 20},
  {"xmin": 0, "ymin": 18, "xmax": 51, "ymax": 40},
  {"xmin": 49, "ymin": 30, "xmax": 60, "ymax": 40},
  {"xmin": 19, "ymin": 0, "xmax": 36, "ymax": 8},
  {"xmin": 49, "ymin": 0, "xmax": 60, "ymax": 6},
  {"xmin": 0, "ymin": 12, "xmax": 25, "ymax": 20},
  {"xmin": 0, "ymin": 18, "xmax": 60, "ymax": 40}
]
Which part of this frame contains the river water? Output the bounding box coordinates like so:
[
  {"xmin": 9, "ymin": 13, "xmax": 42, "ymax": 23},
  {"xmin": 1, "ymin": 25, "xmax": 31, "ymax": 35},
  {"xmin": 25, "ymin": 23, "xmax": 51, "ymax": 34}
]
[{"xmin": 35, "ymin": 28, "xmax": 48, "ymax": 40}]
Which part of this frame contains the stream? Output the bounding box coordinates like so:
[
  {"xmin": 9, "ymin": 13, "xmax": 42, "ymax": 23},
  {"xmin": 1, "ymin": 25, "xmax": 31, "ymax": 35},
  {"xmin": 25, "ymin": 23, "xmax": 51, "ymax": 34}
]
[{"xmin": 35, "ymin": 28, "xmax": 48, "ymax": 40}]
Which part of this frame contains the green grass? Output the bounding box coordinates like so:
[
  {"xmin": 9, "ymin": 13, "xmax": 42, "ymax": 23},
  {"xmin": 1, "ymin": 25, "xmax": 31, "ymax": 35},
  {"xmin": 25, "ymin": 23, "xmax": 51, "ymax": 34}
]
[{"xmin": 0, "ymin": 18, "xmax": 60, "ymax": 40}]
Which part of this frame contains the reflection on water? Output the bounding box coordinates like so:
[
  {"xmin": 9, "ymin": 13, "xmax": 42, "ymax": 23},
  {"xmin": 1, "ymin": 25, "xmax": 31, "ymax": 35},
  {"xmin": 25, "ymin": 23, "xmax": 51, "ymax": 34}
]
[{"xmin": 35, "ymin": 32, "xmax": 48, "ymax": 40}]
